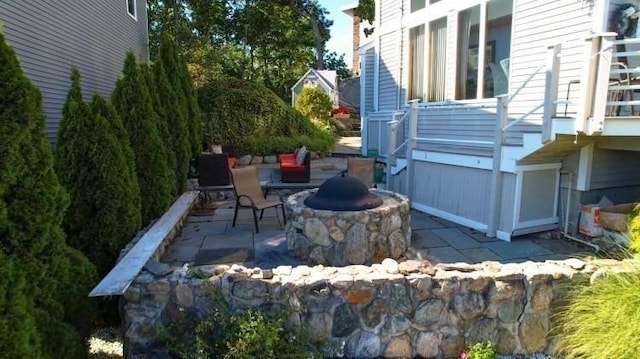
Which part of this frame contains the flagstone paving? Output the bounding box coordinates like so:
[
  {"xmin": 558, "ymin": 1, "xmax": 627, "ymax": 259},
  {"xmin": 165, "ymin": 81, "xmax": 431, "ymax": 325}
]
[
  {"xmin": 162, "ymin": 205, "xmax": 593, "ymax": 269},
  {"xmin": 166, "ymin": 155, "xmax": 593, "ymax": 268}
]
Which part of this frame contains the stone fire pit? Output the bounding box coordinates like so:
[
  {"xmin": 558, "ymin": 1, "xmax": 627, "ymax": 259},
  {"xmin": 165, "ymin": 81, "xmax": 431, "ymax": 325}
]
[{"xmin": 285, "ymin": 188, "xmax": 411, "ymax": 266}]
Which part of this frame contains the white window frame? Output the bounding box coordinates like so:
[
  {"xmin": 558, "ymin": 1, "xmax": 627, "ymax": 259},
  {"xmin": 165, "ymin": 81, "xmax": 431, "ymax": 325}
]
[
  {"xmin": 404, "ymin": 0, "xmax": 514, "ymax": 104},
  {"xmin": 127, "ymin": 0, "xmax": 137, "ymax": 21}
]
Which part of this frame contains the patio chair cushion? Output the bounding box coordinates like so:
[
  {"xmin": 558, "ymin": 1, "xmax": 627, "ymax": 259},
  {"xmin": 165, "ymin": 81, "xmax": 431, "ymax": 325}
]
[
  {"xmin": 295, "ymin": 146, "xmax": 307, "ymax": 166},
  {"xmin": 278, "ymin": 151, "xmax": 311, "ymax": 183}
]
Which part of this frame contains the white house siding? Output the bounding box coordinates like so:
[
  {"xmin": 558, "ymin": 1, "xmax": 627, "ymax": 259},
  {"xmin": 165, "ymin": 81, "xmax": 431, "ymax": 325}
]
[
  {"xmin": 0, "ymin": 0, "xmax": 149, "ymax": 143},
  {"xmin": 507, "ymin": 0, "xmax": 593, "ymax": 121},
  {"xmin": 379, "ymin": 0, "xmax": 402, "ymax": 30}
]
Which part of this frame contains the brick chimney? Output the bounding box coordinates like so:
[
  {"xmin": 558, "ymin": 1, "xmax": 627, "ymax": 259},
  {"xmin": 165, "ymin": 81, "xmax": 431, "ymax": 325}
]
[{"xmin": 351, "ymin": 11, "xmax": 361, "ymax": 77}]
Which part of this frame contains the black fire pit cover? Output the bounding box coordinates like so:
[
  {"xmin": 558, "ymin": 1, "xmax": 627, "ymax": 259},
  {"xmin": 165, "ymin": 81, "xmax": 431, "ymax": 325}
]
[{"xmin": 304, "ymin": 176, "xmax": 383, "ymax": 211}]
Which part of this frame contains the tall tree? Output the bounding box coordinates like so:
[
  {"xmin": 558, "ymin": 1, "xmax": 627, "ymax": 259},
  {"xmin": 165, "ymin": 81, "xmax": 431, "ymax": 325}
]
[
  {"xmin": 148, "ymin": 0, "xmax": 334, "ymax": 101},
  {"xmin": 0, "ymin": 32, "xmax": 97, "ymax": 357},
  {"xmin": 324, "ymin": 51, "xmax": 352, "ymax": 81},
  {"xmin": 277, "ymin": 0, "xmax": 332, "ymax": 70},
  {"xmin": 112, "ymin": 52, "xmax": 173, "ymax": 224}
]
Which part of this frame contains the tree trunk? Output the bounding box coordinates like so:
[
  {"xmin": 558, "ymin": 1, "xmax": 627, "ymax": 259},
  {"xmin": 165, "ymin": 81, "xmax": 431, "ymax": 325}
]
[{"xmin": 311, "ymin": 17, "xmax": 324, "ymax": 70}]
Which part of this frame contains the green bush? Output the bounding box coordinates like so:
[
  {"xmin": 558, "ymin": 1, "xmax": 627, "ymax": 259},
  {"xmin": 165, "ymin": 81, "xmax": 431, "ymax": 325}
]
[
  {"xmin": 294, "ymin": 83, "xmax": 333, "ymax": 124},
  {"xmin": 198, "ymin": 77, "xmax": 334, "ymax": 155},
  {"xmin": 158, "ymin": 33, "xmax": 202, "ymax": 156},
  {"xmin": 142, "ymin": 65, "xmax": 178, "ymax": 194},
  {"xmin": 0, "ymin": 32, "xmax": 97, "ymax": 357},
  {"xmin": 462, "ymin": 341, "xmax": 496, "ymax": 359},
  {"xmin": 149, "ymin": 59, "xmax": 190, "ymax": 194},
  {"xmin": 554, "ymin": 259, "xmax": 640, "ymax": 358},
  {"xmin": 159, "ymin": 287, "xmax": 322, "ymax": 359},
  {"xmin": 112, "ymin": 52, "xmax": 174, "ymax": 225},
  {"xmin": 55, "ymin": 69, "xmax": 142, "ymax": 276}
]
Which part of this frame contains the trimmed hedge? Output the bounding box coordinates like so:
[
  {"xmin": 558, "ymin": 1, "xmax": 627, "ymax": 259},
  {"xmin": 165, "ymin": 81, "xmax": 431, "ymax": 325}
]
[
  {"xmin": 0, "ymin": 32, "xmax": 97, "ymax": 357},
  {"xmin": 198, "ymin": 77, "xmax": 334, "ymax": 155},
  {"xmin": 112, "ymin": 52, "xmax": 173, "ymax": 225}
]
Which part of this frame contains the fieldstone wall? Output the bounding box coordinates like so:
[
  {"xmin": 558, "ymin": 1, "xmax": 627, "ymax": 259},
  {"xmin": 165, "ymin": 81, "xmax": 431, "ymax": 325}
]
[
  {"xmin": 122, "ymin": 257, "xmax": 606, "ymax": 358},
  {"xmin": 285, "ymin": 189, "xmax": 411, "ymax": 266}
]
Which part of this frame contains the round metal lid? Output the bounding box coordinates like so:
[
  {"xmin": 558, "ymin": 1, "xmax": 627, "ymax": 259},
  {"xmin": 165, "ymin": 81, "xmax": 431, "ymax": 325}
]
[{"xmin": 304, "ymin": 176, "xmax": 383, "ymax": 211}]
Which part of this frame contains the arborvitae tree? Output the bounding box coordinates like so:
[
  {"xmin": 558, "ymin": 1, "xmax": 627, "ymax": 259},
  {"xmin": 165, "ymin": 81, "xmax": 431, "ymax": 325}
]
[
  {"xmin": 55, "ymin": 70, "xmax": 143, "ymax": 276},
  {"xmin": 0, "ymin": 254, "xmax": 35, "ymax": 357},
  {"xmin": 153, "ymin": 59, "xmax": 191, "ymax": 194},
  {"xmin": 112, "ymin": 52, "xmax": 173, "ymax": 224},
  {"xmin": 0, "ymin": 32, "xmax": 97, "ymax": 357},
  {"xmin": 158, "ymin": 33, "xmax": 202, "ymax": 155},
  {"xmin": 142, "ymin": 65, "xmax": 178, "ymax": 194}
]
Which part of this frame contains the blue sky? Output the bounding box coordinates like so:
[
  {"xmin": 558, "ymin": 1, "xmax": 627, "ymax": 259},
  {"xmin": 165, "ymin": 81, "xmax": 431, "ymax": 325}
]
[{"xmin": 319, "ymin": 0, "xmax": 356, "ymax": 70}]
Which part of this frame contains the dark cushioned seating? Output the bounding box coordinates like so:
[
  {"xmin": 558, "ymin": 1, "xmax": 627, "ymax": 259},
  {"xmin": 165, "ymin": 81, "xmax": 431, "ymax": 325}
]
[
  {"xmin": 197, "ymin": 153, "xmax": 235, "ymax": 186},
  {"xmin": 278, "ymin": 151, "xmax": 311, "ymax": 183}
]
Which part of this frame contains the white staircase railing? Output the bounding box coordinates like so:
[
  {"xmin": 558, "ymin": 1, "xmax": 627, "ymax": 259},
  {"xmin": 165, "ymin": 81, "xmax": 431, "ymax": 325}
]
[
  {"xmin": 385, "ymin": 101, "xmax": 419, "ymax": 193},
  {"xmin": 486, "ymin": 54, "xmax": 552, "ymax": 238}
]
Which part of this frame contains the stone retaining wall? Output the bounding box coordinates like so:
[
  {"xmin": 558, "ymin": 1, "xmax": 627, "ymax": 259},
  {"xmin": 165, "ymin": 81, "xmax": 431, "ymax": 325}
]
[{"xmin": 123, "ymin": 257, "xmax": 602, "ymax": 358}]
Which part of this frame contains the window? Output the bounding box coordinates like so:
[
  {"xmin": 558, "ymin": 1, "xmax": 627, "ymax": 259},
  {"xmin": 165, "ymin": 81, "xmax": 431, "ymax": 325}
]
[
  {"xmin": 408, "ymin": 25, "xmax": 425, "ymax": 101},
  {"xmin": 127, "ymin": 0, "xmax": 137, "ymax": 20},
  {"xmin": 411, "ymin": 0, "xmax": 425, "ymax": 12},
  {"xmin": 455, "ymin": 0, "xmax": 512, "ymax": 100},
  {"xmin": 428, "ymin": 17, "xmax": 447, "ymax": 102}
]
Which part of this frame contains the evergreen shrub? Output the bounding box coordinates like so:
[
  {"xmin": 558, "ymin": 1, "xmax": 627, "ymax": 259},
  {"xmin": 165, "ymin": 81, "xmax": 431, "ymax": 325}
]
[
  {"xmin": 55, "ymin": 69, "xmax": 142, "ymax": 276},
  {"xmin": 0, "ymin": 32, "xmax": 97, "ymax": 358},
  {"xmin": 158, "ymin": 33, "xmax": 202, "ymax": 156},
  {"xmin": 198, "ymin": 77, "xmax": 334, "ymax": 155},
  {"xmin": 153, "ymin": 43, "xmax": 191, "ymax": 193},
  {"xmin": 112, "ymin": 52, "xmax": 174, "ymax": 225},
  {"xmin": 142, "ymin": 64, "xmax": 178, "ymax": 194}
]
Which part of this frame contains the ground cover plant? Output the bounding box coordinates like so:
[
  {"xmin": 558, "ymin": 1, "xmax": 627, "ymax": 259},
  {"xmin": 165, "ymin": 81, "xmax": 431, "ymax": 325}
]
[
  {"xmin": 199, "ymin": 77, "xmax": 334, "ymax": 156},
  {"xmin": 159, "ymin": 286, "xmax": 322, "ymax": 359}
]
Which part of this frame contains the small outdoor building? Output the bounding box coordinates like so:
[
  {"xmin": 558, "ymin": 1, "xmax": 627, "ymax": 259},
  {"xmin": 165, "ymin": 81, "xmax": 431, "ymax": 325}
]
[{"xmin": 291, "ymin": 68, "xmax": 339, "ymax": 106}]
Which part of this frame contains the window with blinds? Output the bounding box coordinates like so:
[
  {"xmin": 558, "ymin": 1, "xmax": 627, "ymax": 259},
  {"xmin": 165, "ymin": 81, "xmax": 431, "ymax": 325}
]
[{"xmin": 428, "ymin": 17, "xmax": 447, "ymax": 102}]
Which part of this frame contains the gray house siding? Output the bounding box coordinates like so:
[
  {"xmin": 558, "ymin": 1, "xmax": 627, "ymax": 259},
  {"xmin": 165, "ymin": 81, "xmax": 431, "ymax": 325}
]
[
  {"xmin": 590, "ymin": 149, "xmax": 640, "ymax": 189},
  {"xmin": 364, "ymin": 47, "xmax": 375, "ymax": 115},
  {"xmin": 378, "ymin": 31, "xmax": 400, "ymax": 111},
  {"xmin": 507, "ymin": 0, "xmax": 592, "ymax": 120},
  {"xmin": 0, "ymin": 0, "xmax": 149, "ymax": 143},
  {"xmin": 411, "ymin": 161, "xmax": 492, "ymax": 226}
]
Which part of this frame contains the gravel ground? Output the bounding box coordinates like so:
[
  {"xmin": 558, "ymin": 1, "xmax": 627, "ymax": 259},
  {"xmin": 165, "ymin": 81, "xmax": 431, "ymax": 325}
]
[{"xmin": 87, "ymin": 327, "xmax": 123, "ymax": 359}]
